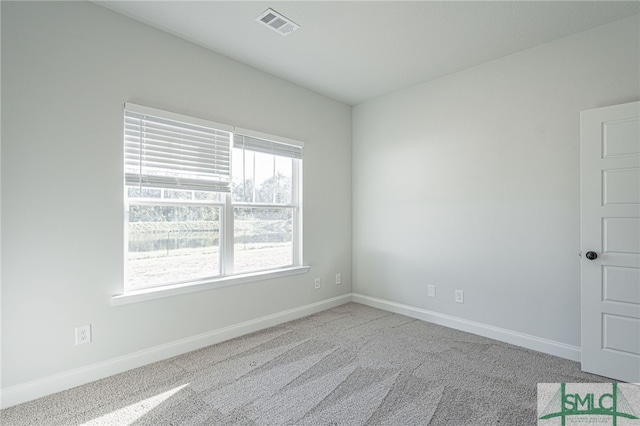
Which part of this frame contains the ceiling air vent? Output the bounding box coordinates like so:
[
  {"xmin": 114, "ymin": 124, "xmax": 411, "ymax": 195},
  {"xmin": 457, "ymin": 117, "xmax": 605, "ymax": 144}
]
[{"xmin": 256, "ymin": 8, "xmax": 299, "ymax": 36}]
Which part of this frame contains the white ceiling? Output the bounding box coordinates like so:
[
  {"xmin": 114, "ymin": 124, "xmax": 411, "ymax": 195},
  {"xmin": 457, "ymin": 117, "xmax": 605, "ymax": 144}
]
[{"xmin": 96, "ymin": 1, "xmax": 640, "ymax": 105}]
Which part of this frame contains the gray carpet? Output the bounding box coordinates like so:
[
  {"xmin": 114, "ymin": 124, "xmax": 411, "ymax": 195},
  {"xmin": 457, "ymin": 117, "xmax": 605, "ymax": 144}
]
[{"xmin": 1, "ymin": 303, "xmax": 612, "ymax": 425}]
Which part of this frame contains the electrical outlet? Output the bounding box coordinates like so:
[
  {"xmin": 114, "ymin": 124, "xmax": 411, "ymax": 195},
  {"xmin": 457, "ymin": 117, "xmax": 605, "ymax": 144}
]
[
  {"xmin": 455, "ymin": 290, "xmax": 464, "ymax": 304},
  {"xmin": 75, "ymin": 325, "xmax": 91, "ymax": 345},
  {"xmin": 336, "ymin": 273, "xmax": 341, "ymax": 285},
  {"xmin": 314, "ymin": 278, "xmax": 321, "ymax": 289},
  {"xmin": 427, "ymin": 285, "xmax": 436, "ymax": 298}
]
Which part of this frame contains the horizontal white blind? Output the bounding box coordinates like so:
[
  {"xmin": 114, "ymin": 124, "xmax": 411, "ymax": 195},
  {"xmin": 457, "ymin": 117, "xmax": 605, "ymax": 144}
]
[
  {"xmin": 234, "ymin": 134, "xmax": 302, "ymax": 159},
  {"xmin": 124, "ymin": 106, "xmax": 232, "ymax": 192}
]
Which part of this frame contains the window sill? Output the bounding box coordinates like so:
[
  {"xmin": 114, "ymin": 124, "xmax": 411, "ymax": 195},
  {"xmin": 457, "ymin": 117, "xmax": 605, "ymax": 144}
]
[{"xmin": 111, "ymin": 266, "xmax": 310, "ymax": 306}]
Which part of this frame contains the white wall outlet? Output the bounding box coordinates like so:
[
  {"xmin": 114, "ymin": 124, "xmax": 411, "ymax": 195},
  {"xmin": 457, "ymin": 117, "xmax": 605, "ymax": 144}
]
[
  {"xmin": 75, "ymin": 324, "xmax": 91, "ymax": 345},
  {"xmin": 314, "ymin": 278, "xmax": 321, "ymax": 289},
  {"xmin": 427, "ymin": 285, "xmax": 436, "ymax": 298},
  {"xmin": 336, "ymin": 273, "xmax": 341, "ymax": 285},
  {"xmin": 455, "ymin": 290, "xmax": 464, "ymax": 304}
]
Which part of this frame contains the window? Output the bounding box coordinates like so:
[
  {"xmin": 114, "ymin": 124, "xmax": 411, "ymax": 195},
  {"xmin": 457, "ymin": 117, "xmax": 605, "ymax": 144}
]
[
  {"xmin": 232, "ymin": 132, "xmax": 301, "ymax": 274},
  {"xmin": 124, "ymin": 104, "xmax": 303, "ymax": 292}
]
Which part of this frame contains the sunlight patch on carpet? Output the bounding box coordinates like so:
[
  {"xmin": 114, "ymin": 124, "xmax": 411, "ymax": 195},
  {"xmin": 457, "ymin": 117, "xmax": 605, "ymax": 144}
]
[{"xmin": 80, "ymin": 384, "xmax": 189, "ymax": 425}]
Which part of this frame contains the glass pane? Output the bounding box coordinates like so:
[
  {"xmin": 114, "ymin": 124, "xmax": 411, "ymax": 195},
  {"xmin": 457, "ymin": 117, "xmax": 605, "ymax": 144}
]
[
  {"xmin": 234, "ymin": 207, "xmax": 293, "ymax": 274},
  {"xmin": 163, "ymin": 189, "xmax": 194, "ymax": 200},
  {"xmin": 127, "ymin": 186, "xmax": 161, "ymax": 199},
  {"xmin": 254, "ymin": 152, "xmax": 273, "ymax": 203},
  {"xmin": 274, "ymin": 156, "xmax": 293, "ymax": 204},
  {"xmin": 232, "ymin": 148, "xmax": 293, "ymax": 205},
  {"xmin": 232, "ymin": 148, "xmax": 255, "ymax": 203},
  {"xmin": 194, "ymin": 191, "xmax": 222, "ymax": 202},
  {"xmin": 127, "ymin": 187, "xmax": 222, "ymax": 202},
  {"xmin": 127, "ymin": 205, "xmax": 220, "ymax": 287}
]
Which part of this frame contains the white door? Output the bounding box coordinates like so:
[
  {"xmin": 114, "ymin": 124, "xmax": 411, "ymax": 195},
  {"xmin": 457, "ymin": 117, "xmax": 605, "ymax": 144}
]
[{"xmin": 581, "ymin": 101, "xmax": 640, "ymax": 383}]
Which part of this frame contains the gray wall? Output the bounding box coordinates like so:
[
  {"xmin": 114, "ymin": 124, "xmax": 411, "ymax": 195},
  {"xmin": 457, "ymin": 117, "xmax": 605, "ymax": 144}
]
[
  {"xmin": 1, "ymin": 1, "xmax": 351, "ymax": 389},
  {"xmin": 352, "ymin": 15, "xmax": 639, "ymax": 348}
]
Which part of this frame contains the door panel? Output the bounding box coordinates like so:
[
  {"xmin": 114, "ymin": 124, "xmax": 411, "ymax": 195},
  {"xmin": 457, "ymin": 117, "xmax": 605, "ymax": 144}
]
[
  {"xmin": 604, "ymin": 169, "xmax": 640, "ymax": 204},
  {"xmin": 603, "ymin": 314, "xmax": 640, "ymax": 355},
  {"xmin": 603, "ymin": 118, "xmax": 640, "ymax": 157},
  {"xmin": 581, "ymin": 101, "xmax": 640, "ymax": 383},
  {"xmin": 603, "ymin": 266, "xmax": 640, "ymax": 305},
  {"xmin": 603, "ymin": 218, "xmax": 640, "ymax": 254}
]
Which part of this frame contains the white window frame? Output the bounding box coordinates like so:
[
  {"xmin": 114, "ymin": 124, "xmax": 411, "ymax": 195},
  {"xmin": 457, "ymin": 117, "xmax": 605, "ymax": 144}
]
[{"xmin": 116, "ymin": 104, "xmax": 307, "ymax": 305}]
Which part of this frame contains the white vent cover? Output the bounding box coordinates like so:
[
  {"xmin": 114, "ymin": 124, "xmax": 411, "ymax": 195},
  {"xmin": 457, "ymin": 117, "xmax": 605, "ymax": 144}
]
[{"xmin": 256, "ymin": 8, "xmax": 299, "ymax": 36}]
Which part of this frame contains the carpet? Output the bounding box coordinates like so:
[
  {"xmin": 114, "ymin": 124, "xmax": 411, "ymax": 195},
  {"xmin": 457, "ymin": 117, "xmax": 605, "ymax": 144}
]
[{"xmin": 0, "ymin": 303, "xmax": 613, "ymax": 425}]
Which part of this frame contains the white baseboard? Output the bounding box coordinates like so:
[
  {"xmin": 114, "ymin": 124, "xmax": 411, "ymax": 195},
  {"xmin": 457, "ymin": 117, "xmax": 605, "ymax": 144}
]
[
  {"xmin": 351, "ymin": 293, "xmax": 581, "ymax": 362},
  {"xmin": 0, "ymin": 294, "xmax": 351, "ymax": 409}
]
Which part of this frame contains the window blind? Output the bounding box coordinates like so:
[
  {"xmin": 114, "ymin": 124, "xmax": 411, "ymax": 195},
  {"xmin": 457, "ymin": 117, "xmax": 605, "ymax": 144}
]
[
  {"xmin": 234, "ymin": 134, "xmax": 302, "ymax": 159},
  {"xmin": 124, "ymin": 104, "xmax": 232, "ymax": 192}
]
